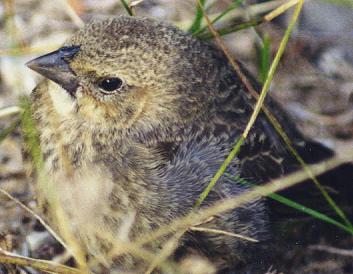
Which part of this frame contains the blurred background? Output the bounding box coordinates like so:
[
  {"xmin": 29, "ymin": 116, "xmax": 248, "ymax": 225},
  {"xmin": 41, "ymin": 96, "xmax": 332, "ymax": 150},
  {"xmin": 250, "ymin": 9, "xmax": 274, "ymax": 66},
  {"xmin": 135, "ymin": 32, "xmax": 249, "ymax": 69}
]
[{"xmin": 0, "ymin": 0, "xmax": 352, "ymax": 273}]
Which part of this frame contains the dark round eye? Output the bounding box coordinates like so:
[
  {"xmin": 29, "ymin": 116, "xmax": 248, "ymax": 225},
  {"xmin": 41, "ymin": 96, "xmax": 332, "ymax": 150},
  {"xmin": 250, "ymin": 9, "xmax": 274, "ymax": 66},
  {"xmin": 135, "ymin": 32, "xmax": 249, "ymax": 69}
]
[{"xmin": 98, "ymin": 77, "xmax": 123, "ymax": 93}]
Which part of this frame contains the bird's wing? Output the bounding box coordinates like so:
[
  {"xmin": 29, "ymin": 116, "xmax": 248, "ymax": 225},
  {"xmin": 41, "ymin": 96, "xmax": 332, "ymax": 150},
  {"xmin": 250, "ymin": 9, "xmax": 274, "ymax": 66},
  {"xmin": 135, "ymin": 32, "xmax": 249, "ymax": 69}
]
[{"xmin": 204, "ymin": 63, "xmax": 333, "ymax": 183}]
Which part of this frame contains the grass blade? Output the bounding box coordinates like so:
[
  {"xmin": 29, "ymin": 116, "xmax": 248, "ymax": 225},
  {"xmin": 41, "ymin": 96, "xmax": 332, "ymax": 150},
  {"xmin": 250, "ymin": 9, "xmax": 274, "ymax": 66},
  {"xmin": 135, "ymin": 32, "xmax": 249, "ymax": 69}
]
[
  {"xmin": 120, "ymin": 0, "xmax": 134, "ymax": 16},
  {"xmin": 194, "ymin": 137, "xmax": 244, "ymax": 208},
  {"xmin": 0, "ymin": 249, "xmax": 79, "ymax": 274},
  {"xmin": 269, "ymin": 193, "xmax": 353, "ymax": 234},
  {"xmin": 257, "ymin": 33, "xmax": 271, "ymax": 83},
  {"xmin": 136, "ymin": 152, "xmax": 353, "ymax": 246},
  {"xmin": 20, "ymin": 97, "xmax": 43, "ymax": 171},
  {"xmin": 197, "ymin": 18, "xmax": 263, "ymax": 39},
  {"xmin": 193, "ymin": 0, "xmax": 244, "ymax": 35},
  {"xmin": 188, "ymin": 0, "xmax": 207, "ymax": 34},
  {"xmin": 194, "ymin": 0, "xmax": 305, "ymax": 208},
  {"xmin": 226, "ymin": 174, "xmax": 353, "ymax": 235}
]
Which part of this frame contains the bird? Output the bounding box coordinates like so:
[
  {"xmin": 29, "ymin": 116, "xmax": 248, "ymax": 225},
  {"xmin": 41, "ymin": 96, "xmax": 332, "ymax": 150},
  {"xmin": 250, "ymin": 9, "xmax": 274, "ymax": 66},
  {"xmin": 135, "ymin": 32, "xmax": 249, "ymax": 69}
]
[{"xmin": 26, "ymin": 15, "xmax": 333, "ymax": 273}]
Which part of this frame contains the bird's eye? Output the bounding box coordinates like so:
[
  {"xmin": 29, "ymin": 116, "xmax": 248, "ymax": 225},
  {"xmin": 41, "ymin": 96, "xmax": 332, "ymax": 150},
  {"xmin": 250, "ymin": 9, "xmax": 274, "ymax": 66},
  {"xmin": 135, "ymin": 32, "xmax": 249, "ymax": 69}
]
[{"xmin": 98, "ymin": 77, "xmax": 123, "ymax": 93}]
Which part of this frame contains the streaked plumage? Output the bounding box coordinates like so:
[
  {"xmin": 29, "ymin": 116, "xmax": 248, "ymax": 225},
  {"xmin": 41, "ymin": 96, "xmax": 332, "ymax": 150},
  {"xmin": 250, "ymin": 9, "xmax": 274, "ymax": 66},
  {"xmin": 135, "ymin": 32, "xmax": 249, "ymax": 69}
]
[{"xmin": 27, "ymin": 16, "xmax": 331, "ymax": 273}]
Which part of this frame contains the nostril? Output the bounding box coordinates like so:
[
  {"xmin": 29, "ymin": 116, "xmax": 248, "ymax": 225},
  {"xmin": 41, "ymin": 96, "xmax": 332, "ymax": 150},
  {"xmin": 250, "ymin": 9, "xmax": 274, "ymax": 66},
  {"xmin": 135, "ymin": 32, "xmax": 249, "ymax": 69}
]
[{"xmin": 59, "ymin": 45, "xmax": 81, "ymax": 58}]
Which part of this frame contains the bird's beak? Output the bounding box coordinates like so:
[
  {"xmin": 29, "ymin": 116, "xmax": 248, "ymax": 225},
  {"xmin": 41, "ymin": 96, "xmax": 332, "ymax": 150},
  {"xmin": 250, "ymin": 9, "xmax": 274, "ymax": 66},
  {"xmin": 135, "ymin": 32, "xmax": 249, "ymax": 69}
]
[{"xmin": 26, "ymin": 46, "xmax": 81, "ymax": 95}]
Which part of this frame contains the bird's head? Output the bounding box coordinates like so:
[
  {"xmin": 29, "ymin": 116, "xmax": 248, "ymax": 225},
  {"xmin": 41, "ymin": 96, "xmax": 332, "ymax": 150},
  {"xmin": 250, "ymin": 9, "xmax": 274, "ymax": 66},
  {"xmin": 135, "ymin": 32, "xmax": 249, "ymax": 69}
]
[{"xmin": 27, "ymin": 16, "xmax": 223, "ymax": 142}]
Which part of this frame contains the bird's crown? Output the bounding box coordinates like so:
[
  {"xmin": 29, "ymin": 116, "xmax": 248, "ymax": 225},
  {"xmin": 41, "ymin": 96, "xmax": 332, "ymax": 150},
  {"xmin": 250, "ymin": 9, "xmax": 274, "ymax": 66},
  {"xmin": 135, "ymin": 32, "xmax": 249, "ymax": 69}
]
[{"xmin": 27, "ymin": 16, "xmax": 230, "ymax": 142}]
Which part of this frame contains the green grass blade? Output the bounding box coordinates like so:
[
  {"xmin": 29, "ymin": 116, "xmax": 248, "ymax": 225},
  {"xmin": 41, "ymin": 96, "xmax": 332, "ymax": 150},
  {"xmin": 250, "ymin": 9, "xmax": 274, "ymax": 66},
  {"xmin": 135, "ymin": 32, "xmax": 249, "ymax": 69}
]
[
  {"xmin": 269, "ymin": 193, "xmax": 353, "ymax": 234},
  {"xmin": 194, "ymin": 136, "xmax": 245, "ymax": 208},
  {"xmin": 193, "ymin": 0, "xmax": 352, "ymax": 230},
  {"xmin": 257, "ymin": 33, "xmax": 271, "ymax": 83},
  {"xmin": 120, "ymin": 0, "xmax": 134, "ymax": 16},
  {"xmin": 193, "ymin": 0, "xmax": 244, "ymax": 35},
  {"xmin": 188, "ymin": 0, "xmax": 207, "ymax": 34},
  {"xmin": 197, "ymin": 18, "xmax": 263, "ymax": 39},
  {"xmin": 194, "ymin": 0, "xmax": 303, "ymax": 208},
  {"xmin": 226, "ymin": 174, "xmax": 353, "ymax": 235},
  {"xmin": 20, "ymin": 97, "xmax": 43, "ymax": 171}
]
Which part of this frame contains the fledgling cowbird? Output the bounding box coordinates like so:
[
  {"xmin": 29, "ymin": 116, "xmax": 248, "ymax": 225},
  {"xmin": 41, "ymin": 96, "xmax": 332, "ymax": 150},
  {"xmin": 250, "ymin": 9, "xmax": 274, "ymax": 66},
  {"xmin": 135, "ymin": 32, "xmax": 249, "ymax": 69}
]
[{"xmin": 26, "ymin": 16, "xmax": 331, "ymax": 273}]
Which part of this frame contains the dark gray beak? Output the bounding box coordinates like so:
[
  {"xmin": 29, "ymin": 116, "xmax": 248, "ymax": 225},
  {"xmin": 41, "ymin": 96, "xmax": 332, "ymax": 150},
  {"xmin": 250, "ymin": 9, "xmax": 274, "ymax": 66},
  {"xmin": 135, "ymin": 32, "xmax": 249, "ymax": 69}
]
[{"xmin": 26, "ymin": 46, "xmax": 81, "ymax": 95}]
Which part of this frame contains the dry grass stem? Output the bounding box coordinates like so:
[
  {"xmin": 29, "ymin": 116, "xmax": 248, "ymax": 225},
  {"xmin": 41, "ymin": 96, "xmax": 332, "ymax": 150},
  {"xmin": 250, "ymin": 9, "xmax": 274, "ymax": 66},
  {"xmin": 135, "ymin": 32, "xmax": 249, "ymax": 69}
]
[
  {"xmin": 219, "ymin": 0, "xmax": 288, "ymax": 21},
  {"xmin": 57, "ymin": 0, "xmax": 84, "ymax": 27},
  {"xmin": 38, "ymin": 174, "xmax": 89, "ymax": 273},
  {"xmin": 264, "ymin": 0, "xmax": 300, "ymax": 21},
  {"xmin": 196, "ymin": 0, "xmax": 257, "ymax": 116},
  {"xmin": 99, "ymin": 224, "xmax": 176, "ymax": 272},
  {"xmin": 0, "ymin": 248, "xmax": 80, "ymax": 274},
  {"xmin": 189, "ymin": 227, "xmax": 259, "ymax": 242},
  {"xmin": 247, "ymin": 0, "xmax": 288, "ymax": 16},
  {"xmin": 0, "ymin": 106, "xmax": 21, "ymax": 119},
  {"xmin": 242, "ymin": 0, "xmax": 303, "ymax": 138},
  {"xmin": 128, "ymin": 0, "xmax": 144, "ymax": 16},
  {"xmin": 130, "ymin": 0, "xmax": 146, "ymax": 7},
  {"xmin": 144, "ymin": 231, "xmax": 184, "ymax": 274},
  {"xmin": 196, "ymin": 0, "xmax": 352, "ymax": 228},
  {"xmin": 135, "ymin": 151, "xmax": 353, "ymax": 246},
  {"xmin": 0, "ymin": 187, "xmax": 69, "ymax": 251},
  {"xmin": 193, "ymin": 0, "xmax": 305, "ymax": 208},
  {"xmin": 308, "ymin": 245, "xmax": 353, "ymax": 257}
]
